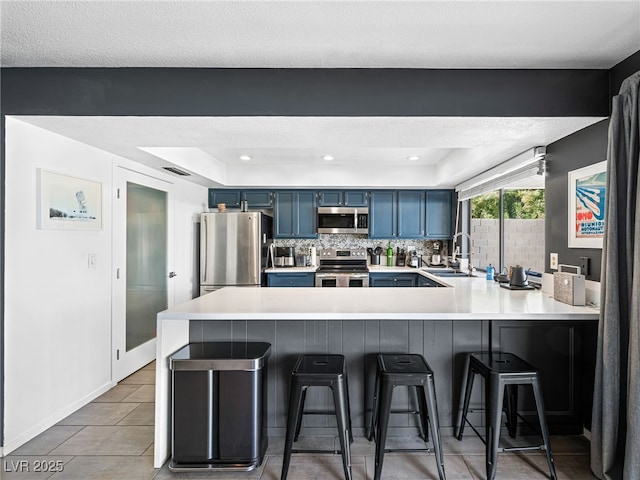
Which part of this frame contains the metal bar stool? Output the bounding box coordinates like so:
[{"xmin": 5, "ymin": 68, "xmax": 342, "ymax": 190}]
[
  {"xmin": 281, "ymin": 354, "xmax": 353, "ymax": 480},
  {"xmin": 455, "ymin": 352, "xmax": 557, "ymax": 480},
  {"xmin": 368, "ymin": 353, "xmax": 446, "ymax": 480}
]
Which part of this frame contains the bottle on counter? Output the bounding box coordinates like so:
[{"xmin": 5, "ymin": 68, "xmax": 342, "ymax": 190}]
[
  {"xmin": 386, "ymin": 242, "xmax": 393, "ymax": 266},
  {"xmin": 486, "ymin": 264, "xmax": 495, "ymax": 281}
]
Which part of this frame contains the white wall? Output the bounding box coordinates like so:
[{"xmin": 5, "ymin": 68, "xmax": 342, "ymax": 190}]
[{"xmin": 2, "ymin": 118, "xmax": 206, "ymax": 454}]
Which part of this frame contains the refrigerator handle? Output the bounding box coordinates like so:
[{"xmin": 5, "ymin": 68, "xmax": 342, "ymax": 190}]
[{"xmin": 202, "ymin": 215, "xmax": 208, "ymax": 281}]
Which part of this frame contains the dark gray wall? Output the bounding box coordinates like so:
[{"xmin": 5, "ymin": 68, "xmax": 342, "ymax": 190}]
[
  {"xmin": 610, "ymin": 50, "xmax": 640, "ymax": 98},
  {"xmin": 544, "ymin": 50, "xmax": 640, "ymax": 282},
  {"xmin": 544, "ymin": 120, "xmax": 609, "ymax": 281}
]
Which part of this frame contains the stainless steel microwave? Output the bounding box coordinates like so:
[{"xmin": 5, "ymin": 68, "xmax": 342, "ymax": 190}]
[{"xmin": 317, "ymin": 207, "xmax": 368, "ymax": 234}]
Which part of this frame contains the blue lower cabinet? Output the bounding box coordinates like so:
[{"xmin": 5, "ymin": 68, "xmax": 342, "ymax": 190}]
[
  {"xmin": 267, "ymin": 272, "xmax": 315, "ymax": 287},
  {"xmin": 370, "ymin": 273, "xmax": 443, "ymax": 287},
  {"xmin": 369, "ymin": 273, "xmax": 417, "ymax": 287},
  {"xmin": 417, "ymin": 276, "xmax": 443, "ymax": 287}
]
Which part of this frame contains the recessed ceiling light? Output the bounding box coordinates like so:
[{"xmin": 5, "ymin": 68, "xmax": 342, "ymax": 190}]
[
  {"xmin": 407, "ymin": 155, "xmax": 420, "ymax": 161},
  {"xmin": 239, "ymin": 155, "xmax": 252, "ymax": 161},
  {"xmin": 322, "ymin": 155, "xmax": 334, "ymax": 161}
]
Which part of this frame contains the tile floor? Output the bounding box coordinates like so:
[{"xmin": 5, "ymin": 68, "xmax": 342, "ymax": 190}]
[{"xmin": 2, "ymin": 361, "xmax": 599, "ymax": 480}]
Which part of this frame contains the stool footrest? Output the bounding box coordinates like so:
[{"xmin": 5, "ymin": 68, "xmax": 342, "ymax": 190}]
[
  {"xmin": 501, "ymin": 445, "xmax": 547, "ymax": 453},
  {"xmin": 292, "ymin": 449, "xmax": 344, "ymax": 455},
  {"xmin": 385, "ymin": 447, "xmax": 431, "ymax": 453},
  {"xmin": 300, "ymin": 410, "xmax": 337, "ymax": 416}
]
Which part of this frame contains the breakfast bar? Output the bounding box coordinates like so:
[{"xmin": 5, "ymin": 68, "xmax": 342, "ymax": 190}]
[{"xmin": 153, "ymin": 275, "xmax": 599, "ymax": 468}]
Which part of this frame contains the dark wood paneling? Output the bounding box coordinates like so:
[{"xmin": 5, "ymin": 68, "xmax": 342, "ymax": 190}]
[
  {"xmin": 190, "ymin": 318, "xmax": 590, "ymax": 436},
  {"xmin": 494, "ymin": 320, "xmax": 583, "ymax": 434}
]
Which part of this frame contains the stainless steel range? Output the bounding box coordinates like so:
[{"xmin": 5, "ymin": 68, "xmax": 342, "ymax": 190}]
[{"xmin": 315, "ymin": 248, "xmax": 369, "ymax": 287}]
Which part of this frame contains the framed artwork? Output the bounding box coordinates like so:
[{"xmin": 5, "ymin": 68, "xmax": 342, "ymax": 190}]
[
  {"xmin": 37, "ymin": 169, "xmax": 102, "ymax": 230},
  {"xmin": 568, "ymin": 161, "xmax": 607, "ymax": 248}
]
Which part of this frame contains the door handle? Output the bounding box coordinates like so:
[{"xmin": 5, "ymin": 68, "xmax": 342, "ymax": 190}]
[{"xmin": 169, "ymin": 272, "xmax": 177, "ymax": 278}]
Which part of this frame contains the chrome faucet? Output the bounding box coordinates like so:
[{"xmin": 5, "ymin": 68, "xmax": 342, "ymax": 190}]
[{"xmin": 452, "ymin": 232, "xmax": 474, "ymax": 275}]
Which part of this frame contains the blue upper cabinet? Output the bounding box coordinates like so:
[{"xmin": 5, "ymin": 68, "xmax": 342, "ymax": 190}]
[
  {"xmin": 344, "ymin": 191, "xmax": 368, "ymax": 207},
  {"xmin": 209, "ymin": 189, "xmax": 273, "ymax": 209},
  {"xmin": 426, "ymin": 190, "xmax": 454, "ymax": 239},
  {"xmin": 318, "ymin": 190, "xmax": 343, "ymax": 206},
  {"xmin": 208, "ymin": 189, "xmax": 242, "ymax": 209},
  {"xmin": 274, "ymin": 191, "xmax": 318, "ymax": 238},
  {"xmin": 369, "ymin": 190, "xmax": 397, "ymax": 238},
  {"xmin": 370, "ymin": 189, "xmax": 454, "ymax": 239},
  {"xmin": 242, "ymin": 190, "xmax": 273, "ymax": 208},
  {"xmin": 318, "ymin": 190, "xmax": 368, "ymax": 207},
  {"xmin": 398, "ymin": 190, "xmax": 425, "ymax": 238}
]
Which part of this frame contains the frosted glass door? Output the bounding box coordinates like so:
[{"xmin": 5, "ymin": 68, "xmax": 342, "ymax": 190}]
[
  {"xmin": 113, "ymin": 167, "xmax": 174, "ymax": 382},
  {"xmin": 126, "ymin": 183, "xmax": 168, "ymax": 350}
]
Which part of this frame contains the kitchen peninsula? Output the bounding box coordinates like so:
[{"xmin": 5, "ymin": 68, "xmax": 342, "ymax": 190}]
[{"xmin": 153, "ymin": 274, "xmax": 599, "ymax": 468}]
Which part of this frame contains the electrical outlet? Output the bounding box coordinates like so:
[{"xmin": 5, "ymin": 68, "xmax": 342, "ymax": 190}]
[
  {"xmin": 579, "ymin": 256, "xmax": 590, "ymax": 277},
  {"xmin": 550, "ymin": 253, "xmax": 559, "ymax": 270}
]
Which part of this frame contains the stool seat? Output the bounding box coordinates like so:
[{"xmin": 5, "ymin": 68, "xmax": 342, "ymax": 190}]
[
  {"xmin": 369, "ymin": 354, "xmax": 446, "ymax": 480},
  {"xmin": 455, "ymin": 352, "xmax": 557, "ymax": 480},
  {"xmin": 469, "ymin": 352, "xmax": 539, "ymax": 374},
  {"xmin": 281, "ymin": 354, "xmax": 353, "ymax": 480}
]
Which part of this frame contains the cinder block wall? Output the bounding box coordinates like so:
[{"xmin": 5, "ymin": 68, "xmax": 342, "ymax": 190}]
[{"xmin": 471, "ymin": 219, "xmax": 545, "ymax": 273}]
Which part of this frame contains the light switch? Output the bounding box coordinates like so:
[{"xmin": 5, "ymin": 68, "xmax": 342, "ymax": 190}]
[{"xmin": 88, "ymin": 253, "xmax": 97, "ymax": 269}]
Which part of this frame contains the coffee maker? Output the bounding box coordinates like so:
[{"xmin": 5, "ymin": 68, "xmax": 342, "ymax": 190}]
[{"xmin": 274, "ymin": 246, "xmax": 295, "ymax": 267}]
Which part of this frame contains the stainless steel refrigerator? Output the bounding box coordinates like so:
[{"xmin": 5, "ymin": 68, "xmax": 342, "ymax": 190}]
[{"xmin": 200, "ymin": 212, "xmax": 273, "ymax": 295}]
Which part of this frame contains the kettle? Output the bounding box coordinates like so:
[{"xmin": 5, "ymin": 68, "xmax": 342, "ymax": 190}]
[{"xmin": 509, "ymin": 265, "xmax": 529, "ymax": 287}]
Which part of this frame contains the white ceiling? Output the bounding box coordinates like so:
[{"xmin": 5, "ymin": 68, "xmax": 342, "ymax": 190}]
[{"xmin": 2, "ymin": 1, "xmax": 638, "ymax": 189}]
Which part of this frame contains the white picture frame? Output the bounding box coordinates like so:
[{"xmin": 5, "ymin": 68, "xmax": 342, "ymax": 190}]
[
  {"xmin": 567, "ymin": 161, "xmax": 607, "ymax": 249},
  {"xmin": 37, "ymin": 169, "xmax": 102, "ymax": 231}
]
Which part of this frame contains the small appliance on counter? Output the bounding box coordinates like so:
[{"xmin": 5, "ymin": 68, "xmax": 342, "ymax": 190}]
[
  {"xmin": 396, "ymin": 248, "xmax": 406, "ymax": 267},
  {"xmin": 553, "ymin": 265, "xmax": 586, "ymax": 305},
  {"xmin": 430, "ymin": 242, "xmax": 446, "ymax": 267},
  {"xmin": 274, "ymin": 246, "xmax": 295, "ymax": 267},
  {"xmin": 500, "ymin": 265, "xmax": 536, "ymax": 290},
  {"xmin": 409, "ymin": 251, "xmax": 422, "ymax": 268},
  {"xmin": 295, "ymin": 254, "xmax": 309, "ymax": 267}
]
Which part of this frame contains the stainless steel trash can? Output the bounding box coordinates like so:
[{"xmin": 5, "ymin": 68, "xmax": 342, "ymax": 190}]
[{"xmin": 169, "ymin": 341, "xmax": 271, "ymax": 472}]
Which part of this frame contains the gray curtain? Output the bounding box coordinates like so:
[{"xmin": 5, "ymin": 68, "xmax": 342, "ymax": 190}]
[{"xmin": 591, "ymin": 70, "xmax": 640, "ymax": 480}]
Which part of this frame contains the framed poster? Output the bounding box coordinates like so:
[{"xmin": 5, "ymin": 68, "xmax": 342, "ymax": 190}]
[
  {"xmin": 568, "ymin": 161, "xmax": 607, "ymax": 248},
  {"xmin": 37, "ymin": 169, "xmax": 102, "ymax": 230}
]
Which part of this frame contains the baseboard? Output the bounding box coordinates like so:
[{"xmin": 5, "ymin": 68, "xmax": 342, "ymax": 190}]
[{"xmin": 2, "ymin": 380, "xmax": 116, "ymax": 455}]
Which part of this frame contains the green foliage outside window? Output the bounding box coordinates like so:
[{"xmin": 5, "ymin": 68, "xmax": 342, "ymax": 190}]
[{"xmin": 471, "ymin": 189, "xmax": 545, "ymax": 219}]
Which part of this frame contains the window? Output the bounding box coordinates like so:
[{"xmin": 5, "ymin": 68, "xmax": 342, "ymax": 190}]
[
  {"xmin": 470, "ymin": 189, "xmax": 545, "ymax": 273},
  {"xmin": 470, "ymin": 191, "xmax": 500, "ymax": 271}
]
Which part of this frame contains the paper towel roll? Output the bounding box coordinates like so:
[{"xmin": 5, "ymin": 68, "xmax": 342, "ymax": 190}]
[{"xmin": 310, "ymin": 247, "xmax": 317, "ymax": 266}]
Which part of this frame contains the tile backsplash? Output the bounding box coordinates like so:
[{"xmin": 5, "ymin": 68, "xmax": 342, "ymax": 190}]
[{"xmin": 276, "ymin": 234, "xmax": 449, "ymax": 264}]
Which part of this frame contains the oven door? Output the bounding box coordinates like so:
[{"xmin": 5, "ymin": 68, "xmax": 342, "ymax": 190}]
[{"xmin": 315, "ymin": 272, "xmax": 369, "ymax": 287}]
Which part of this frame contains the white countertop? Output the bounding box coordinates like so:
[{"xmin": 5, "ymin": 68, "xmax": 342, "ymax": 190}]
[{"xmin": 159, "ymin": 274, "xmax": 599, "ymax": 321}]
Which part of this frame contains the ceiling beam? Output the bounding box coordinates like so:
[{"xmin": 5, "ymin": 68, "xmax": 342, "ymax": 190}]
[{"xmin": 1, "ymin": 68, "xmax": 609, "ymax": 118}]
